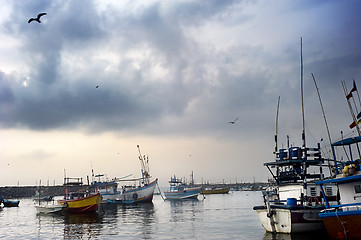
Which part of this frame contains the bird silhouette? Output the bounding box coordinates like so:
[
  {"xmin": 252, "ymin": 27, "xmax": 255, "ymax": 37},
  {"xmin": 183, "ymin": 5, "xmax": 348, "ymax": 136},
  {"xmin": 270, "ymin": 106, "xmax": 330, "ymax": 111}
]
[
  {"xmin": 229, "ymin": 117, "xmax": 238, "ymax": 124},
  {"xmin": 96, "ymin": 86, "xmax": 99, "ymax": 88},
  {"xmin": 28, "ymin": 13, "xmax": 47, "ymax": 23}
]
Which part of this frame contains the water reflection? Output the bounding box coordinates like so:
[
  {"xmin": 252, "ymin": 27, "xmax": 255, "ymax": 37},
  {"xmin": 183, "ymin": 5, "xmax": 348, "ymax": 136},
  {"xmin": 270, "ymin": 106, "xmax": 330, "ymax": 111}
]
[
  {"xmin": 63, "ymin": 212, "xmax": 103, "ymax": 239},
  {"xmin": 117, "ymin": 203, "xmax": 156, "ymax": 238},
  {"xmin": 168, "ymin": 199, "xmax": 203, "ymax": 238}
]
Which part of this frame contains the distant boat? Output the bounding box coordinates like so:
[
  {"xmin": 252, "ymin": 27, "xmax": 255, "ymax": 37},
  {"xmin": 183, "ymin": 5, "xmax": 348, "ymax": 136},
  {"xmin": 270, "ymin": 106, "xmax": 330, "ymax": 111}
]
[
  {"xmin": 33, "ymin": 191, "xmax": 54, "ymax": 202},
  {"xmin": 1, "ymin": 198, "xmax": 20, "ymax": 207},
  {"xmin": 200, "ymin": 187, "xmax": 230, "ymax": 194},
  {"xmin": 90, "ymin": 145, "xmax": 158, "ymax": 204},
  {"xmin": 58, "ymin": 176, "xmax": 102, "ymax": 213},
  {"xmin": 164, "ymin": 175, "xmax": 201, "ymax": 200}
]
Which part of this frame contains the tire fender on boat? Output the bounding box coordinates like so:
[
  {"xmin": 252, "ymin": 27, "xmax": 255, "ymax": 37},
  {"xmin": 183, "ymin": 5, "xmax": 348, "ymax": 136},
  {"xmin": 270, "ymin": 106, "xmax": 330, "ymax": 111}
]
[{"xmin": 133, "ymin": 193, "xmax": 138, "ymax": 200}]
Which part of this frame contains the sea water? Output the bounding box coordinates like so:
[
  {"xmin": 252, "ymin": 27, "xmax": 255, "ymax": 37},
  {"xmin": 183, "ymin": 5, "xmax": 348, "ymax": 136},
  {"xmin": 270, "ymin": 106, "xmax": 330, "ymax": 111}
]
[{"xmin": 0, "ymin": 191, "xmax": 328, "ymax": 239}]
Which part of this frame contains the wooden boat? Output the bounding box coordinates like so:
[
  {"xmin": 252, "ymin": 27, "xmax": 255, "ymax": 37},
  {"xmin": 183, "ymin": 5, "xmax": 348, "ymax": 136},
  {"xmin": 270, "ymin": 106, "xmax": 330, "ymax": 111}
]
[
  {"xmin": 90, "ymin": 145, "xmax": 158, "ymax": 204},
  {"xmin": 316, "ymin": 135, "xmax": 361, "ymax": 239},
  {"xmin": 200, "ymin": 187, "xmax": 230, "ymax": 194},
  {"xmin": 58, "ymin": 192, "xmax": 102, "ymax": 213},
  {"xmin": 164, "ymin": 175, "xmax": 201, "ymax": 200},
  {"xmin": 58, "ymin": 175, "xmax": 102, "ymax": 213}
]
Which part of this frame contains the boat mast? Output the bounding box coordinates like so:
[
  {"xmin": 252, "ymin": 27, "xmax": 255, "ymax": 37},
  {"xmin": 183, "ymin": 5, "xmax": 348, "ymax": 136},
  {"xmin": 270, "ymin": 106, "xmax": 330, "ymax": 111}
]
[
  {"xmin": 137, "ymin": 145, "xmax": 150, "ymax": 185},
  {"xmin": 300, "ymin": 38, "xmax": 307, "ymax": 199}
]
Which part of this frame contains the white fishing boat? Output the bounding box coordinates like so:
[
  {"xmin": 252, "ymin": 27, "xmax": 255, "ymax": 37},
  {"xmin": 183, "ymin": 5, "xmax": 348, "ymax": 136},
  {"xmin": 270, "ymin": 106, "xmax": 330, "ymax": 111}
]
[
  {"xmin": 90, "ymin": 145, "xmax": 158, "ymax": 204},
  {"xmin": 164, "ymin": 175, "xmax": 201, "ymax": 200},
  {"xmin": 253, "ymin": 39, "xmax": 337, "ymax": 234},
  {"xmin": 35, "ymin": 204, "xmax": 64, "ymax": 214}
]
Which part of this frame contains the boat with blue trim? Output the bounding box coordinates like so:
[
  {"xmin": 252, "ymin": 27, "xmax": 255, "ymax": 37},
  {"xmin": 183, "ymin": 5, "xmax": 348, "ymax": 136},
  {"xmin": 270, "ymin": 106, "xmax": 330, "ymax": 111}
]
[
  {"xmin": 90, "ymin": 145, "xmax": 158, "ymax": 204},
  {"xmin": 316, "ymin": 135, "xmax": 361, "ymax": 239},
  {"xmin": 164, "ymin": 175, "xmax": 201, "ymax": 200}
]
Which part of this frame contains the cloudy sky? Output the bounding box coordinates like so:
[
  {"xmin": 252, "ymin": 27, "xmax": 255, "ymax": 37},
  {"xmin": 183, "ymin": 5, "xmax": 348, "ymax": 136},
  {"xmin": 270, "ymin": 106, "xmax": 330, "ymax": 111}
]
[{"xmin": 0, "ymin": 0, "xmax": 361, "ymax": 187}]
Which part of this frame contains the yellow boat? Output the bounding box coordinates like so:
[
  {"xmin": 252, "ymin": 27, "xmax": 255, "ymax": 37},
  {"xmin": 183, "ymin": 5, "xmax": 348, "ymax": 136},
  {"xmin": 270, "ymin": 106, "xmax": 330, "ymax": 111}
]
[
  {"xmin": 58, "ymin": 193, "xmax": 102, "ymax": 213},
  {"xmin": 200, "ymin": 187, "xmax": 230, "ymax": 194}
]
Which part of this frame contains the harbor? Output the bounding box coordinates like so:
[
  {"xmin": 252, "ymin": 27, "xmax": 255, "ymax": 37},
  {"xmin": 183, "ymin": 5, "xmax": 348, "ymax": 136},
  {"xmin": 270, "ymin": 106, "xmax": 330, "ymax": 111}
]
[{"xmin": 1, "ymin": 1, "xmax": 361, "ymax": 239}]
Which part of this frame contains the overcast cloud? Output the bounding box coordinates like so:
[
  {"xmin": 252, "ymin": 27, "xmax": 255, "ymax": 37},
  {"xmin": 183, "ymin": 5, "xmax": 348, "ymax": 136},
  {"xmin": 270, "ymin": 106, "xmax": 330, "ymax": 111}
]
[{"xmin": 1, "ymin": 0, "xmax": 361, "ymax": 186}]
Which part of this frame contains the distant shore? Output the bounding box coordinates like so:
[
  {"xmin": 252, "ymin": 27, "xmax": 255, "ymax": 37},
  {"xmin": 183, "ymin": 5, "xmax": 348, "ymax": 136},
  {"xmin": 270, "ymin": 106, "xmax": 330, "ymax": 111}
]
[{"xmin": 0, "ymin": 182, "xmax": 269, "ymax": 199}]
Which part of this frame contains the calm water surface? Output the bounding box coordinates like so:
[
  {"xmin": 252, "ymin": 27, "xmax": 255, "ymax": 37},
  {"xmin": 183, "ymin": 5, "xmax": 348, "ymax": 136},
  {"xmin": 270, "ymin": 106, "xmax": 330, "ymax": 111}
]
[{"xmin": 0, "ymin": 191, "xmax": 328, "ymax": 239}]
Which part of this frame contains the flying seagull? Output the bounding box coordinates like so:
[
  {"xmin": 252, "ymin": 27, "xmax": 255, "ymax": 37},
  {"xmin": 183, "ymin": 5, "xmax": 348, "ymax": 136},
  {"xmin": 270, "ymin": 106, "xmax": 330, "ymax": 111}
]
[
  {"xmin": 28, "ymin": 13, "xmax": 47, "ymax": 23},
  {"xmin": 96, "ymin": 86, "xmax": 99, "ymax": 88},
  {"xmin": 229, "ymin": 117, "xmax": 238, "ymax": 124}
]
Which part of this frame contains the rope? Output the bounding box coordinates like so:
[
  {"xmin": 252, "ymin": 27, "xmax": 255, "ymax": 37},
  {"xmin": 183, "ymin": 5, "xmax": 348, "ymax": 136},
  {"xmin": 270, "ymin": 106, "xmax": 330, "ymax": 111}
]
[{"xmin": 156, "ymin": 182, "xmax": 165, "ymax": 201}]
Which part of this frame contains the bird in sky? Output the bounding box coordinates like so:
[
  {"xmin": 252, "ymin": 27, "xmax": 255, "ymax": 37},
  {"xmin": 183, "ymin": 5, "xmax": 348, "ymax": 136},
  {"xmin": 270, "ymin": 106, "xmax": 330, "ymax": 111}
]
[
  {"xmin": 96, "ymin": 86, "xmax": 99, "ymax": 88},
  {"xmin": 28, "ymin": 13, "xmax": 47, "ymax": 23},
  {"xmin": 229, "ymin": 117, "xmax": 238, "ymax": 124}
]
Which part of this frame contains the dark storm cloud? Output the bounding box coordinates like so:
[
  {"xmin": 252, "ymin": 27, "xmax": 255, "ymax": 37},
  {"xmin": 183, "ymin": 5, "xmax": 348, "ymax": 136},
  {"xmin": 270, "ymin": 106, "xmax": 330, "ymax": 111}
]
[{"xmin": 1, "ymin": 0, "xmax": 361, "ymax": 140}]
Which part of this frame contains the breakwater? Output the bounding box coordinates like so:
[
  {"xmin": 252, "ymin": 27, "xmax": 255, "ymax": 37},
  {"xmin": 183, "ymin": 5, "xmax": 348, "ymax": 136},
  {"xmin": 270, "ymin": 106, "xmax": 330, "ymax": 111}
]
[{"xmin": 0, "ymin": 185, "xmax": 90, "ymax": 198}]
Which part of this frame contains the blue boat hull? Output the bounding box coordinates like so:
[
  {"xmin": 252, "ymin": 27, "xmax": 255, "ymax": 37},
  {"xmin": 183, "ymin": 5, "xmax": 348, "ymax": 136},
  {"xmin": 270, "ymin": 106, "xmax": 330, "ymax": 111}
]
[{"xmin": 164, "ymin": 187, "xmax": 201, "ymax": 200}]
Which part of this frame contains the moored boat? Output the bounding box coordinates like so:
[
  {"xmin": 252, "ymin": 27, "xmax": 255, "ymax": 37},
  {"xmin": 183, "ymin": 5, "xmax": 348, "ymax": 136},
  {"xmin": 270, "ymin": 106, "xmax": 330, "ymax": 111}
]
[
  {"xmin": 316, "ymin": 135, "xmax": 361, "ymax": 239},
  {"xmin": 164, "ymin": 176, "xmax": 201, "ymax": 200},
  {"xmin": 200, "ymin": 187, "xmax": 230, "ymax": 194},
  {"xmin": 253, "ymin": 39, "xmax": 337, "ymax": 234},
  {"xmin": 58, "ymin": 193, "xmax": 102, "ymax": 213},
  {"xmin": 58, "ymin": 176, "xmax": 102, "ymax": 213},
  {"xmin": 0, "ymin": 197, "xmax": 20, "ymax": 207},
  {"xmin": 90, "ymin": 145, "xmax": 158, "ymax": 204},
  {"xmin": 35, "ymin": 204, "xmax": 64, "ymax": 214}
]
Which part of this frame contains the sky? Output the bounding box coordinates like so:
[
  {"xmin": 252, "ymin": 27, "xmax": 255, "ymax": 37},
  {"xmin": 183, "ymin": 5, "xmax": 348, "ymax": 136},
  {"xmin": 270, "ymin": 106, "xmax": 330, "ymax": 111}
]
[{"xmin": 1, "ymin": 0, "xmax": 361, "ymax": 187}]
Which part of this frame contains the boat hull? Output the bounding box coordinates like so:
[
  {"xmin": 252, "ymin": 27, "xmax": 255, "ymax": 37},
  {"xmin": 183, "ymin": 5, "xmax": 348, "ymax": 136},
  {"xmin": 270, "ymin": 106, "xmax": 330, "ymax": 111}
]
[
  {"xmin": 102, "ymin": 179, "xmax": 158, "ymax": 204},
  {"xmin": 3, "ymin": 200, "xmax": 20, "ymax": 207},
  {"xmin": 200, "ymin": 187, "xmax": 230, "ymax": 194},
  {"xmin": 58, "ymin": 193, "xmax": 101, "ymax": 213},
  {"xmin": 253, "ymin": 205, "xmax": 325, "ymax": 233},
  {"xmin": 164, "ymin": 187, "xmax": 201, "ymax": 200},
  {"xmin": 35, "ymin": 205, "xmax": 64, "ymax": 214},
  {"xmin": 319, "ymin": 209, "xmax": 361, "ymax": 239}
]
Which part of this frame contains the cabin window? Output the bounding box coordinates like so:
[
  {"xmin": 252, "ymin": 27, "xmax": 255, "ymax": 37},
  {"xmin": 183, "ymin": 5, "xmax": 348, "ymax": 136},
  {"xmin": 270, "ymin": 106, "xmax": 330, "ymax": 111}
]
[
  {"xmin": 310, "ymin": 187, "xmax": 317, "ymax": 197},
  {"xmin": 355, "ymin": 185, "xmax": 361, "ymax": 194},
  {"xmin": 326, "ymin": 186, "xmax": 333, "ymax": 196}
]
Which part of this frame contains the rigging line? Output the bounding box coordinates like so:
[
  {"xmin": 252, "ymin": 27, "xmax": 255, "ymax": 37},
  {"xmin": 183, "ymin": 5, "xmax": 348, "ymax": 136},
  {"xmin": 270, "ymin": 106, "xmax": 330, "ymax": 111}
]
[
  {"xmin": 342, "ymin": 81, "xmax": 361, "ymax": 136},
  {"xmin": 355, "ymin": 78, "xmax": 361, "ymax": 111},
  {"xmin": 311, "ymin": 73, "xmax": 332, "ymax": 175},
  {"xmin": 156, "ymin": 182, "xmax": 165, "ymax": 201}
]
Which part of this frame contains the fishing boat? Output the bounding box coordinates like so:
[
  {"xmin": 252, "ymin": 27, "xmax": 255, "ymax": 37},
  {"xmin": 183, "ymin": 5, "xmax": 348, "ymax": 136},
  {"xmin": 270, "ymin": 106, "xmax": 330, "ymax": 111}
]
[
  {"xmin": 253, "ymin": 144, "xmax": 337, "ymax": 233},
  {"xmin": 58, "ymin": 176, "xmax": 102, "ymax": 213},
  {"xmin": 90, "ymin": 145, "xmax": 158, "ymax": 204},
  {"xmin": 0, "ymin": 197, "xmax": 20, "ymax": 207},
  {"xmin": 164, "ymin": 175, "xmax": 201, "ymax": 200},
  {"xmin": 315, "ymin": 135, "xmax": 361, "ymax": 239},
  {"xmin": 200, "ymin": 187, "xmax": 230, "ymax": 194},
  {"xmin": 253, "ymin": 39, "xmax": 337, "ymax": 234}
]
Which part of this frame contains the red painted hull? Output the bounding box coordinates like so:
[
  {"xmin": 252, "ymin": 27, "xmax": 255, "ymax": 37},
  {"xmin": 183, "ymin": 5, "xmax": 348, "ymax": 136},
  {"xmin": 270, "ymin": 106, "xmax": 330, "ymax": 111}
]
[{"xmin": 322, "ymin": 214, "xmax": 361, "ymax": 239}]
